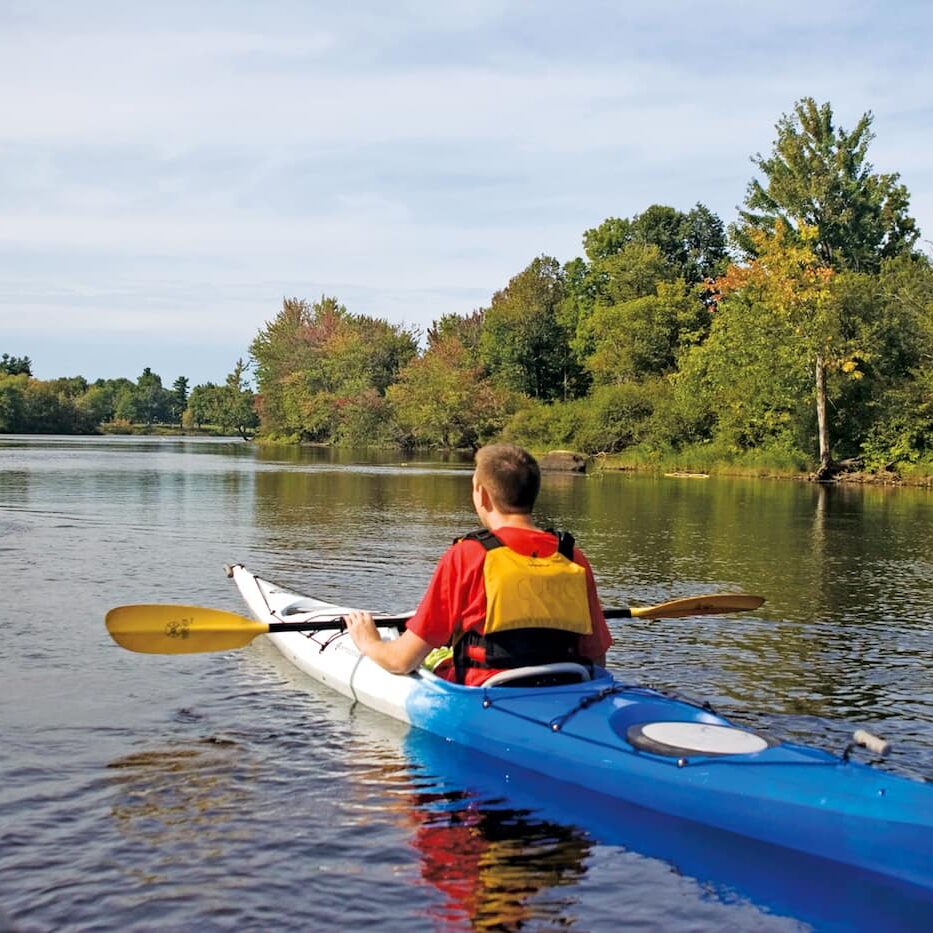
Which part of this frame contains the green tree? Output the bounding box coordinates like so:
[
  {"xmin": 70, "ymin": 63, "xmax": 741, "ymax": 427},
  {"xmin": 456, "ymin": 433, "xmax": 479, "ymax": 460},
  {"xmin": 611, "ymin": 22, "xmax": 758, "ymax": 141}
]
[
  {"xmin": 17, "ymin": 380, "xmax": 98, "ymax": 433},
  {"xmin": 250, "ymin": 296, "xmax": 417, "ymax": 441},
  {"xmin": 0, "ymin": 353, "xmax": 32, "ymax": 376},
  {"xmin": 427, "ymin": 310, "xmax": 484, "ymax": 363},
  {"xmin": 388, "ymin": 336, "xmax": 511, "ymax": 448},
  {"xmin": 732, "ymin": 97, "xmax": 919, "ymax": 272},
  {"xmin": 712, "ymin": 223, "xmax": 856, "ymax": 473},
  {"xmin": 566, "ymin": 206, "xmax": 725, "ymax": 374},
  {"xmin": 858, "ymin": 254, "xmax": 933, "ymax": 468},
  {"xmin": 583, "ymin": 204, "xmax": 727, "ymax": 285},
  {"xmin": 77, "ymin": 383, "xmax": 117, "ymax": 426},
  {"xmin": 0, "ymin": 374, "xmax": 27, "ymax": 431},
  {"xmin": 171, "ymin": 376, "xmax": 190, "ymax": 425},
  {"xmin": 134, "ymin": 368, "xmax": 172, "ymax": 426},
  {"xmin": 185, "ymin": 383, "xmax": 217, "ymax": 430},
  {"xmin": 584, "ymin": 280, "xmax": 701, "ymax": 385},
  {"xmin": 218, "ymin": 359, "xmax": 259, "ymax": 440},
  {"xmin": 479, "ymin": 256, "xmax": 581, "ymax": 401}
]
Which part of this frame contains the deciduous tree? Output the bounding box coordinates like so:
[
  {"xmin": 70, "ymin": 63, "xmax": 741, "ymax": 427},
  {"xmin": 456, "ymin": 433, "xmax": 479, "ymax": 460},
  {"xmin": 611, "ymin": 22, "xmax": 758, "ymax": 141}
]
[
  {"xmin": 479, "ymin": 256, "xmax": 581, "ymax": 401},
  {"xmin": 713, "ymin": 223, "xmax": 853, "ymax": 474},
  {"xmin": 733, "ymin": 97, "xmax": 918, "ymax": 272},
  {"xmin": 388, "ymin": 336, "xmax": 510, "ymax": 448}
]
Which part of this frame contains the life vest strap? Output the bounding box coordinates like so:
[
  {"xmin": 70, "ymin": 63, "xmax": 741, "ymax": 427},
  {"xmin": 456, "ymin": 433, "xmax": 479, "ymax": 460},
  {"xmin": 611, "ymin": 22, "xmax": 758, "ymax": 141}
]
[
  {"xmin": 454, "ymin": 628, "xmax": 583, "ymax": 681},
  {"xmin": 457, "ymin": 527, "xmax": 575, "ymax": 559}
]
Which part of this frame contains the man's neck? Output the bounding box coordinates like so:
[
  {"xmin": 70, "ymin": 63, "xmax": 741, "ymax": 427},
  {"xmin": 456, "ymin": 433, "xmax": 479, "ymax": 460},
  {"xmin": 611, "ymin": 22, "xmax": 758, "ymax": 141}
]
[{"xmin": 484, "ymin": 511, "xmax": 537, "ymax": 531}]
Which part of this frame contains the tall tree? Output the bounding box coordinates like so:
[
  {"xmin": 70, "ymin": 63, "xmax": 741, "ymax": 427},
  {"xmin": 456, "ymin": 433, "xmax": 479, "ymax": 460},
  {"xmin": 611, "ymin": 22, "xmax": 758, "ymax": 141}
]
[
  {"xmin": 171, "ymin": 376, "xmax": 190, "ymax": 426},
  {"xmin": 732, "ymin": 97, "xmax": 918, "ymax": 272},
  {"xmin": 222, "ymin": 359, "xmax": 259, "ymax": 440},
  {"xmin": 249, "ymin": 296, "xmax": 418, "ymax": 441},
  {"xmin": 479, "ymin": 256, "xmax": 582, "ymax": 401},
  {"xmin": 427, "ymin": 310, "xmax": 484, "ymax": 362},
  {"xmin": 714, "ymin": 223, "xmax": 853, "ymax": 475},
  {"xmin": 134, "ymin": 368, "xmax": 171, "ymax": 426}
]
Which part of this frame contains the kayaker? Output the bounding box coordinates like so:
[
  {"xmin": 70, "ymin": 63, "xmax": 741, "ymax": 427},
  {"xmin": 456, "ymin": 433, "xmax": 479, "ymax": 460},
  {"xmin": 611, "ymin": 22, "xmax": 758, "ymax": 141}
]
[{"xmin": 344, "ymin": 443, "xmax": 611, "ymax": 684}]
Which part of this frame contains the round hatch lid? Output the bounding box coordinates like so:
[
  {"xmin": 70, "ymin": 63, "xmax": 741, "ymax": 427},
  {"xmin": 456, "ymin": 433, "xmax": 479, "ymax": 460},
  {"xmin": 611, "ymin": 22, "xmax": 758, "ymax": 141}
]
[{"xmin": 627, "ymin": 721, "xmax": 772, "ymax": 757}]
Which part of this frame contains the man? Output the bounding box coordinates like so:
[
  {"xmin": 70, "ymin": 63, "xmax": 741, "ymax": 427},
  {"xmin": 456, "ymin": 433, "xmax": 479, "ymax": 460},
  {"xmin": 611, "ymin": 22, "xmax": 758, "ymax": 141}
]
[{"xmin": 345, "ymin": 443, "xmax": 611, "ymax": 684}]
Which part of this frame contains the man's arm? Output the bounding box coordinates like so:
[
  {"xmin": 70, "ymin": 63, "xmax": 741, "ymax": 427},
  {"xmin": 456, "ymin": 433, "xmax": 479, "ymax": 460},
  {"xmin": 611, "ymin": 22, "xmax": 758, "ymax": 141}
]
[{"xmin": 345, "ymin": 610, "xmax": 433, "ymax": 674}]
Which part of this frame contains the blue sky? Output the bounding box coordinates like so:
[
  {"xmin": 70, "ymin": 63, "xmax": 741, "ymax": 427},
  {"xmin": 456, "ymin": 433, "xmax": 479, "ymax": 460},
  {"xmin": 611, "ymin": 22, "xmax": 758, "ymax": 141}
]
[{"xmin": 2, "ymin": 1, "xmax": 931, "ymax": 384}]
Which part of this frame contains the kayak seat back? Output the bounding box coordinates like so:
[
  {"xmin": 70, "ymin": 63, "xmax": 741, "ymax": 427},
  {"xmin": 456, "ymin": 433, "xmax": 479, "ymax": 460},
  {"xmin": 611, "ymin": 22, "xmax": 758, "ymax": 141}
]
[{"xmin": 483, "ymin": 662, "xmax": 592, "ymax": 688}]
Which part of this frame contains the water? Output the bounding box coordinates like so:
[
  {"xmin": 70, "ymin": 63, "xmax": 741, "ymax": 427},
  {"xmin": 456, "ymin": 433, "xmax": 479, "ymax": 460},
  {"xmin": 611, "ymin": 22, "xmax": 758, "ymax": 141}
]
[{"xmin": 1, "ymin": 436, "xmax": 931, "ymax": 930}]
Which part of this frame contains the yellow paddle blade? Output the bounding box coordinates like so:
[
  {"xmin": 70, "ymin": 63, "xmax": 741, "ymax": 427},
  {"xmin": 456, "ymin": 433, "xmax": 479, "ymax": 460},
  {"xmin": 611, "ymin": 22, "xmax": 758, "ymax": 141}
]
[
  {"xmin": 630, "ymin": 594, "xmax": 764, "ymax": 620},
  {"xmin": 105, "ymin": 604, "xmax": 269, "ymax": 654}
]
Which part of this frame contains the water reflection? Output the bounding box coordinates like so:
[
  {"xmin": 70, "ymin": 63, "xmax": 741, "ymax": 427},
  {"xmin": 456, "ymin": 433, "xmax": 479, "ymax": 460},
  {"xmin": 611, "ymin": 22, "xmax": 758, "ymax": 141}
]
[
  {"xmin": 3, "ymin": 437, "xmax": 932, "ymax": 931},
  {"xmin": 108, "ymin": 738, "xmax": 251, "ymax": 869},
  {"xmin": 378, "ymin": 766, "xmax": 591, "ymax": 932},
  {"xmin": 401, "ymin": 729, "xmax": 933, "ymax": 931},
  {"xmin": 411, "ymin": 800, "xmax": 590, "ymax": 931}
]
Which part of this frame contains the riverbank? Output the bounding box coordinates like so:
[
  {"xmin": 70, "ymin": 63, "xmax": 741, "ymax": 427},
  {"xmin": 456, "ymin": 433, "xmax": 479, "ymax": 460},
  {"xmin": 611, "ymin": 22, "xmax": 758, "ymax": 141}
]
[{"xmin": 591, "ymin": 454, "xmax": 933, "ymax": 488}]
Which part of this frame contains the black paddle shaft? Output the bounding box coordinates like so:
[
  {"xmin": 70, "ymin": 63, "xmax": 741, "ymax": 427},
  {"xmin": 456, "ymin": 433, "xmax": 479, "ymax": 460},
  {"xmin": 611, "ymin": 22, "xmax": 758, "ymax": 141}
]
[{"xmin": 270, "ymin": 610, "xmax": 633, "ymax": 634}]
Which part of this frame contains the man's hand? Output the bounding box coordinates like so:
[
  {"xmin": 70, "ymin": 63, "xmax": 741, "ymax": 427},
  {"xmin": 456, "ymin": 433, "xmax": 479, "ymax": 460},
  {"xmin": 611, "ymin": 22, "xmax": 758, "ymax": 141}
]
[
  {"xmin": 344, "ymin": 610, "xmax": 433, "ymax": 675},
  {"xmin": 344, "ymin": 610, "xmax": 381, "ymax": 652}
]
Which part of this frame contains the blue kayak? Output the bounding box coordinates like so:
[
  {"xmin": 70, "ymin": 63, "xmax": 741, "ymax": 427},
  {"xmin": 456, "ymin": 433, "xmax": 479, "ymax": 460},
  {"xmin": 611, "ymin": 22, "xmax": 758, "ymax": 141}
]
[{"xmin": 229, "ymin": 564, "xmax": 933, "ymax": 893}]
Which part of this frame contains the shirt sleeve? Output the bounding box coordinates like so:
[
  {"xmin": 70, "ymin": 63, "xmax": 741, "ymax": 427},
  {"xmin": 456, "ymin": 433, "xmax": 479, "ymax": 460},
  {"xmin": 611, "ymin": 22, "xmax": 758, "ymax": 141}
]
[
  {"xmin": 404, "ymin": 550, "xmax": 457, "ymax": 649},
  {"xmin": 573, "ymin": 548, "xmax": 613, "ymax": 659}
]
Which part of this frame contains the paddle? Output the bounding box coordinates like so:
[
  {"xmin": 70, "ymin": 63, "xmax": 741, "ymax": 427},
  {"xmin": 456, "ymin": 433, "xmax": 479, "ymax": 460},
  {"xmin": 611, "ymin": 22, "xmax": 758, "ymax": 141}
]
[{"xmin": 105, "ymin": 593, "xmax": 764, "ymax": 655}]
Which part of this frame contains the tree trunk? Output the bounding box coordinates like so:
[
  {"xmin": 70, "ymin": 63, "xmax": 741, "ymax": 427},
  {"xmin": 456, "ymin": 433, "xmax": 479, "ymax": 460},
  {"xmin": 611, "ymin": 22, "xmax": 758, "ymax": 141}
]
[{"xmin": 814, "ymin": 354, "xmax": 833, "ymax": 479}]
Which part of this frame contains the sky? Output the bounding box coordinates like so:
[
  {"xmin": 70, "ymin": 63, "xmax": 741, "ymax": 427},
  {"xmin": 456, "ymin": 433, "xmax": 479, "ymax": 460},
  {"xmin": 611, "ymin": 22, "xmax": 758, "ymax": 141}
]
[{"xmin": 2, "ymin": 1, "xmax": 932, "ymax": 385}]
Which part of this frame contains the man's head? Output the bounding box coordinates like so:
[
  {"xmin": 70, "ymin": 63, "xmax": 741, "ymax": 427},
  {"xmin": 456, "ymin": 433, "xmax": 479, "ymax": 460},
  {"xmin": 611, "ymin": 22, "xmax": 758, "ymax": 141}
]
[{"xmin": 472, "ymin": 444, "xmax": 540, "ymax": 515}]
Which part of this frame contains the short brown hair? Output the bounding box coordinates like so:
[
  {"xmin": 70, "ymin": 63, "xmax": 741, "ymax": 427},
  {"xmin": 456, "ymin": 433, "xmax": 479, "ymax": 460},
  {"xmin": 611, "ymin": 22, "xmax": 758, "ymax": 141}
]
[{"xmin": 474, "ymin": 444, "xmax": 540, "ymax": 513}]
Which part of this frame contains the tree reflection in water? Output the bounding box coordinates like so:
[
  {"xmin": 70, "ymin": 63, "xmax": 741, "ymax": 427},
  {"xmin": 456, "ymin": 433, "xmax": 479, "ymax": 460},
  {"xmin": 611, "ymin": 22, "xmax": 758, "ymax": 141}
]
[{"xmin": 107, "ymin": 737, "xmax": 251, "ymax": 874}]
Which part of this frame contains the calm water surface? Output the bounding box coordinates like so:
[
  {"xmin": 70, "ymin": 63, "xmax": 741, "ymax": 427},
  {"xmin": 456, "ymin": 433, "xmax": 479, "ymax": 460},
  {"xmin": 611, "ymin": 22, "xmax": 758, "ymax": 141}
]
[{"xmin": 1, "ymin": 436, "xmax": 931, "ymax": 931}]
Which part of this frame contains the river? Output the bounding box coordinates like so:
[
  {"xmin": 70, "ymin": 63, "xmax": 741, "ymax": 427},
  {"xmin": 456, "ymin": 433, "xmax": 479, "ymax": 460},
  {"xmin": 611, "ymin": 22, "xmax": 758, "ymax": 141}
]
[{"xmin": 1, "ymin": 436, "xmax": 930, "ymax": 930}]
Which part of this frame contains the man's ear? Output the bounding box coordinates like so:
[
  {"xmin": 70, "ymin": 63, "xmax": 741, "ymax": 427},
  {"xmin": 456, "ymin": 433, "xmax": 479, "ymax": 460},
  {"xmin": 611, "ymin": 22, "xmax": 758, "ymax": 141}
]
[{"xmin": 475, "ymin": 481, "xmax": 494, "ymax": 513}]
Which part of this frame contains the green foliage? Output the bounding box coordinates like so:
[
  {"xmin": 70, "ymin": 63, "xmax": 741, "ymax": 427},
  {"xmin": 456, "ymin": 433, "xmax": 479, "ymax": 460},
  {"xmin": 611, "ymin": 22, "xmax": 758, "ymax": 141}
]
[
  {"xmin": 334, "ymin": 389, "xmax": 396, "ymax": 446},
  {"xmin": 479, "ymin": 256, "xmax": 583, "ymax": 401},
  {"xmin": 503, "ymin": 381, "xmax": 665, "ymax": 456},
  {"xmin": 388, "ymin": 336, "xmax": 511, "ymax": 448},
  {"xmin": 136, "ymin": 368, "xmax": 167, "ymax": 424},
  {"xmin": 501, "ymin": 397, "xmax": 580, "ymax": 451},
  {"xmin": 571, "ymin": 382, "xmax": 658, "ymax": 454},
  {"xmin": 171, "ymin": 376, "xmax": 190, "ymax": 425},
  {"xmin": 0, "ymin": 373, "xmax": 99, "ymax": 434},
  {"xmin": 584, "ymin": 280, "xmax": 702, "ymax": 384},
  {"xmin": 565, "ymin": 206, "xmax": 725, "ymax": 378},
  {"xmin": 0, "ymin": 353, "xmax": 32, "ymax": 376},
  {"xmin": 427, "ymin": 310, "xmax": 484, "ymax": 361},
  {"xmin": 584, "ymin": 204, "xmax": 727, "ymax": 285},
  {"xmin": 733, "ymin": 97, "xmax": 918, "ymax": 272},
  {"xmin": 676, "ymin": 285, "xmax": 814, "ymax": 456},
  {"xmin": 250, "ymin": 296, "xmax": 418, "ymax": 442},
  {"xmin": 0, "ymin": 374, "xmax": 28, "ymax": 431},
  {"xmin": 183, "ymin": 361, "xmax": 258, "ymax": 439},
  {"xmin": 77, "ymin": 384, "xmax": 117, "ymax": 425}
]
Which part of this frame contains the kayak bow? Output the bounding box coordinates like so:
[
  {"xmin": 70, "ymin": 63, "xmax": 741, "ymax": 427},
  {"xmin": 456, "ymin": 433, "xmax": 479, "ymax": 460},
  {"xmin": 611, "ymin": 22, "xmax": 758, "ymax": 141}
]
[{"xmin": 227, "ymin": 563, "xmax": 932, "ymax": 893}]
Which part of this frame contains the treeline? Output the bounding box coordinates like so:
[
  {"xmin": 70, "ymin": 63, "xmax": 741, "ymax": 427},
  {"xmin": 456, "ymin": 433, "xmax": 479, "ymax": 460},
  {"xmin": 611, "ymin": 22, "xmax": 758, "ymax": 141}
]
[
  {"xmin": 251, "ymin": 99, "xmax": 933, "ymax": 476},
  {"xmin": 0, "ymin": 357, "xmax": 258, "ymax": 440},
  {"xmin": 6, "ymin": 98, "xmax": 933, "ymax": 477}
]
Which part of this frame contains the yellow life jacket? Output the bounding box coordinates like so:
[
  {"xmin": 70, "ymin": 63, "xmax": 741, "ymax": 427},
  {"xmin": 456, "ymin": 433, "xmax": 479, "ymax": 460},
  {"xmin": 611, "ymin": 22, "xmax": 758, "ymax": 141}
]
[{"xmin": 454, "ymin": 529, "xmax": 592, "ymax": 682}]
